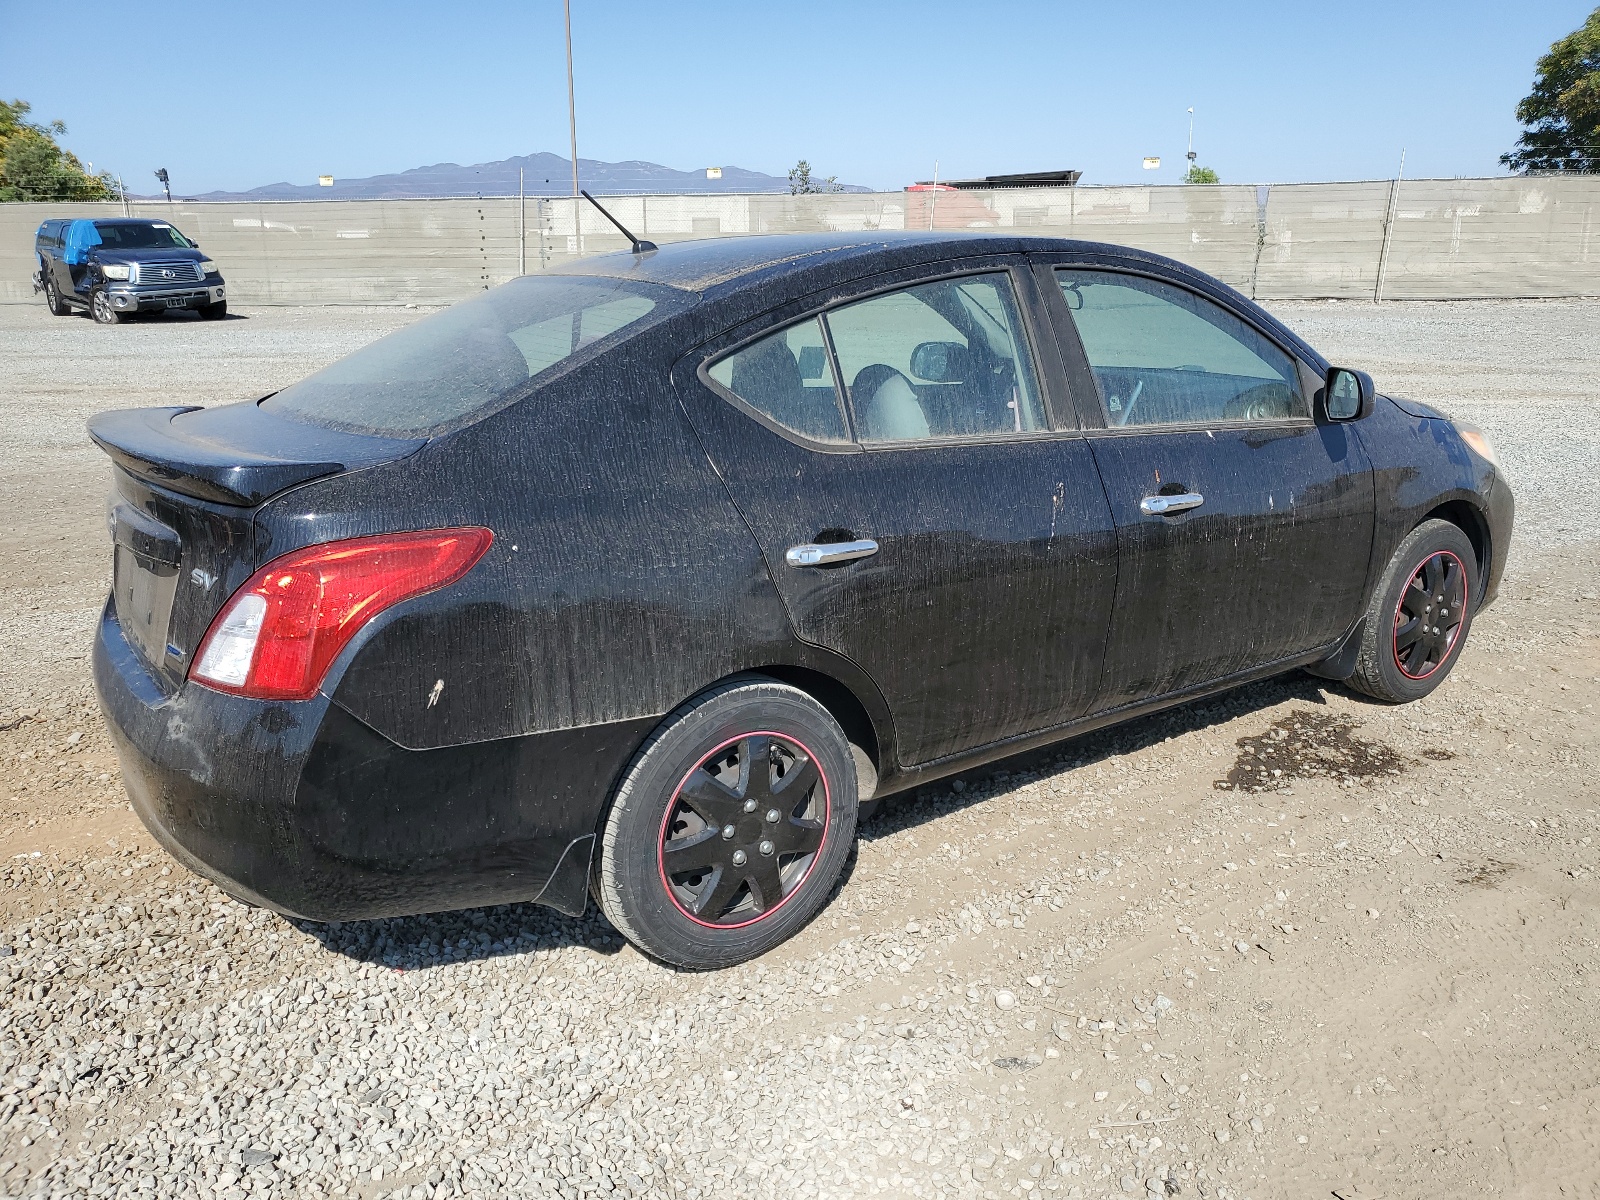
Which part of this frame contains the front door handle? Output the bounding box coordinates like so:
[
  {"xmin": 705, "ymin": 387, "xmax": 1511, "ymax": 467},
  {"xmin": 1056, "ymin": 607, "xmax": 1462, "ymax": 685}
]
[
  {"xmin": 1140, "ymin": 492, "xmax": 1205, "ymax": 516},
  {"xmin": 785, "ymin": 539, "xmax": 880, "ymax": 568}
]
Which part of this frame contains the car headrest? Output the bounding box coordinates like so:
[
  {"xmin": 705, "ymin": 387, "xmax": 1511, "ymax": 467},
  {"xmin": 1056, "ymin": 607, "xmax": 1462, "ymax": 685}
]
[
  {"xmin": 730, "ymin": 337, "xmax": 805, "ymax": 405},
  {"xmin": 852, "ymin": 365, "xmax": 929, "ymax": 441}
]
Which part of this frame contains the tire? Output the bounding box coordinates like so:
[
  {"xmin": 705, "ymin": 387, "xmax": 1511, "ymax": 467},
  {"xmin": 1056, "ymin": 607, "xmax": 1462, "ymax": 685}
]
[
  {"xmin": 1346, "ymin": 519, "xmax": 1479, "ymax": 704},
  {"xmin": 199, "ymin": 300, "xmax": 227, "ymax": 321},
  {"xmin": 90, "ymin": 289, "xmax": 126, "ymax": 325},
  {"xmin": 42, "ymin": 277, "xmax": 70, "ymax": 316},
  {"xmin": 596, "ymin": 677, "xmax": 858, "ymax": 969}
]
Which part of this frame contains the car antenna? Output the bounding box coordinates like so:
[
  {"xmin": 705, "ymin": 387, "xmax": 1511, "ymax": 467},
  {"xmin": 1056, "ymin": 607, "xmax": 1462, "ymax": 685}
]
[{"xmin": 580, "ymin": 190, "xmax": 657, "ymax": 254}]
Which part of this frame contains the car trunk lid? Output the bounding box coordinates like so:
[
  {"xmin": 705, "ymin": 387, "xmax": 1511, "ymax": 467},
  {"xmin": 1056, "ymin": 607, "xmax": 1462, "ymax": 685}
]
[
  {"xmin": 88, "ymin": 402, "xmax": 423, "ymax": 506},
  {"xmin": 90, "ymin": 402, "xmax": 425, "ymax": 689}
]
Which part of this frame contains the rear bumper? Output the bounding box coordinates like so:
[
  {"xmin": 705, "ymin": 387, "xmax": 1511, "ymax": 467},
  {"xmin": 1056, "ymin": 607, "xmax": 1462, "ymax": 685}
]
[{"xmin": 93, "ymin": 600, "xmax": 645, "ymax": 921}]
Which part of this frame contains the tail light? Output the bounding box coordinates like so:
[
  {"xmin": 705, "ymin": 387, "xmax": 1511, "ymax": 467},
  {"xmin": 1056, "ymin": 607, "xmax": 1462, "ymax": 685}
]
[{"xmin": 190, "ymin": 528, "xmax": 493, "ymax": 701}]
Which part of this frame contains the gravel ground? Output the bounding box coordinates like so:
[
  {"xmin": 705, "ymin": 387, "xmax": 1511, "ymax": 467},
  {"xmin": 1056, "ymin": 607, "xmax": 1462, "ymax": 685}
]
[{"xmin": 0, "ymin": 299, "xmax": 1597, "ymax": 1199}]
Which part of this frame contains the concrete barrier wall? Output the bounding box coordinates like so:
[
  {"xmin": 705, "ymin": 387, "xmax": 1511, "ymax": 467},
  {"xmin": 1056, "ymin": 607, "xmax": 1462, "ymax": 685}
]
[{"xmin": 4, "ymin": 176, "xmax": 1597, "ymax": 306}]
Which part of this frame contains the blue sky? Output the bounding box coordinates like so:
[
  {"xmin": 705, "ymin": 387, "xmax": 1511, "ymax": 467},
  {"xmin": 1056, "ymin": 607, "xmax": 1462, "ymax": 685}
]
[{"xmin": 0, "ymin": 0, "xmax": 1589, "ymax": 193}]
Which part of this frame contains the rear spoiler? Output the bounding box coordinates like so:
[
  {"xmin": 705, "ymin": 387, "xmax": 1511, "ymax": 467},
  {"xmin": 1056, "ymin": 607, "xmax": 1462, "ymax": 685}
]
[{"xmin": 87, "ymin": 402, "xmax": 424, "ymax": 507}]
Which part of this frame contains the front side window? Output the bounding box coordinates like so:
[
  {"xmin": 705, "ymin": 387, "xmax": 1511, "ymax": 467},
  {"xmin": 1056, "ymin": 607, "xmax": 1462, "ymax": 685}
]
[
  {"xmin": 825, "ymin": 273, "xmax": 1045, "ymax": 442},
  {"xmin": 1058, "ymin": 269, "xmax": 1305, "ymax": 427},
  {"xmin": 707, "ymin": 318, "xmax": 848, "ymax": 443},
  {"xmin": 265, "ymin": 275, "xmax": 677, "ymax": 436}
]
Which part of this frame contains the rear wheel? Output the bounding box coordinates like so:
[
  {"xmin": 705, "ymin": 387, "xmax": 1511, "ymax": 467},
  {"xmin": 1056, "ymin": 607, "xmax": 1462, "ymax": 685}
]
[
  {"xmin": 42, "ymin": 277, "xmax": 71, "ymax": 316},
  {"xmin": 1346, "ymin": 519, "xmax": 1478, "ymax": 703},
  {"xmin": 199, "ymin": 300, "xmax": 227, "ymax": 321},
  {"xmin": 596, "ymin": 678, "xmax": 857, "ymax": 969},
  {"xmin": 90, "ymin": 289, "xmax": 126, "ymax": 325}
]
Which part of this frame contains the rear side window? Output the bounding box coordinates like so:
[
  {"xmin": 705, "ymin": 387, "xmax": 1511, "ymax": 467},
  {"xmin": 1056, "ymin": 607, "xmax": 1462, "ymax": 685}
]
[
  {"xmin": 706, "ymin": 318, "xmax": 848, "ymax": 443},
  {"xmin": 266, "ymin": 276, "xmax": 679, "ymax": 436},
  {"xmin": 1058, "ymin": 269, "xmax": 1305, "ymax": 426},
  {"xmin": 827, "ymin": 273, "xmax": 1045, "ymax": 442}
]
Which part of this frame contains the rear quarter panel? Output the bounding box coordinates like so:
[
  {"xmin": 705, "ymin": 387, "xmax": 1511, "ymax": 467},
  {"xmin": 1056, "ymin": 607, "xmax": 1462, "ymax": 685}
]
[{"xmin": 254, "ymin": 317, "xmax": 800, "ymax": 752}]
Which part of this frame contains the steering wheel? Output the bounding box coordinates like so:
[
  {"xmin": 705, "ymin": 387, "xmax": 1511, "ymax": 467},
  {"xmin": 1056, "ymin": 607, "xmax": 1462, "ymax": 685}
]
[{"xmin": 1224, "ymin": 382, "xmax": 1293, "ymax": 422}]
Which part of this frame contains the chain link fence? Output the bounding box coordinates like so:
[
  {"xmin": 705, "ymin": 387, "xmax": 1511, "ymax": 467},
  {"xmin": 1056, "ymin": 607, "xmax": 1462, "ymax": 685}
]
[{"xmin": 4, "ymin": 176, "xmax": 1597, "ymax": 306}]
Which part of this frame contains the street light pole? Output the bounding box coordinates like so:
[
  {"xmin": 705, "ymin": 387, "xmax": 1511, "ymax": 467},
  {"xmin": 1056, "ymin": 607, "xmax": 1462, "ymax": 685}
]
[
  {"xmin": 1186, "ymin": 108, "xmax": 1196, "ymax": 178},
  {"xmin": 564, "ymin": 0, "xmax": 581, "ymax": 252},
  {"xmin": 569, "ymin": 0, "xmax": 582, "ymax": 200}
]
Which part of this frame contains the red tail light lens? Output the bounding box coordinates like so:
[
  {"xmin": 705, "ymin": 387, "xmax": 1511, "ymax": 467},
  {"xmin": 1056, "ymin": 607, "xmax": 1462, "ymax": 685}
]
[{"xmin": 190, "ymin": 528, "xmax": 493, "ymax": 701}]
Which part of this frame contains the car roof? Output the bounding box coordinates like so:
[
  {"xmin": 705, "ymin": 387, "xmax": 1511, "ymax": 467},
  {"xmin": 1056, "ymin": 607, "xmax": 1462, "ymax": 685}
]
[
  {"xmin": 553, "ymin": 231, "xmax": 1330, "ymax": 373},
  {"xmin": 552, "ymin": 231, "xmax": 1162, "ymax": 296}
]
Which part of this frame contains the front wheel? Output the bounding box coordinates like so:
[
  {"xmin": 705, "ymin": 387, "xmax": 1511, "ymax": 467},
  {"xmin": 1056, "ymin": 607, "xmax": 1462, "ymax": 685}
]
[
  {"xmin": 199, "ymin": 300, "xmax": 227, "ymax": 321},
  {"xmin": 90, "ymin": 289, "xmax": 126, "ymax": 325},
  {"xmin": 1346, "ymin": 519, "xmax": 1479, "ymax": 703},
  {"xmin": 596, "ymin": 678, "xmax": 858, "ymax": 969}
]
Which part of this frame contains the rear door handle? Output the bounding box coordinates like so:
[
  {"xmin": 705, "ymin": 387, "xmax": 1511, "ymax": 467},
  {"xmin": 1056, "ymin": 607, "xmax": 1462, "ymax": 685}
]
[
  {"xmin": 1140, "ymin": 492, "xmax": 1205, "ymax": 515},
  {"xmin": 785, "ymin": 539, "xmax": 880, "ymax": 568}
]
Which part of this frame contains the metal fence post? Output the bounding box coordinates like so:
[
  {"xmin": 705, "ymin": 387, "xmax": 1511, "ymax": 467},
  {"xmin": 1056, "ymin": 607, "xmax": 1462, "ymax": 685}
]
[
  {"xmin": 1250, "ymin": 183, "xmax": 1271, "ymax": 300},
  {"xmin": 1373, "ymin": 151, "xmax": 1406, "ymax": 303}
]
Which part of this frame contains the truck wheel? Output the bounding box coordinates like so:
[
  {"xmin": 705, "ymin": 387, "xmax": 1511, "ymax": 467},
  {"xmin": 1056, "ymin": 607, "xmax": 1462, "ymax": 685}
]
[
  {"xmin": 199, "ymin": 301, "xmax": 228, "ymax": 321},
  {"xmin": 596, "ymin": 677, "xmax": 858, "ymax": 969},
  {"xmin": 1346, "ymin": 519, "xmax": 1479, "ymax": 704},
  {"xmin": 90, "ymin": 289, "xmax": 127, "ymax": 325},
  {"xmin": 42, "ymin": 277, "xmax": 71, "ymax": 316}
]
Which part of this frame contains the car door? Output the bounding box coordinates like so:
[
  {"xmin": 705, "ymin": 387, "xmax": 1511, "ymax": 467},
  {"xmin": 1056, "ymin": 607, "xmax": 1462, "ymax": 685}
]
[
  {"xmin": 1037, "ymin": 262, "xmax": 1374, "ymax": 710},
  {"xmin": 57, "ymin": 220, "xmax": 98, "ymax": 296},
  {"xmin": 675, "ymin": 261, "xmax": 1118, "ymax": 767}
]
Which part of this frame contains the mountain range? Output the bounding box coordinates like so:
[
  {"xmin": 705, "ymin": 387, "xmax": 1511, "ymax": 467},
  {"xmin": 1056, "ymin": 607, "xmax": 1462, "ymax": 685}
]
[{"xmin": 173, "ymin": 152, "xmax": 868, "ymax": 200}]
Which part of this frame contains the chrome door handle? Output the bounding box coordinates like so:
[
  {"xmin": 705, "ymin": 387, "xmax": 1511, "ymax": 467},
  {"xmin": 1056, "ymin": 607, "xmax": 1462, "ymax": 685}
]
[
  {"xmin": 1140, "ymin": 492, "xmax": 1205, "ymax": 515},
  {"xmin": 785, "ymin": 539, "xmax": 880, "ymax": 568}
]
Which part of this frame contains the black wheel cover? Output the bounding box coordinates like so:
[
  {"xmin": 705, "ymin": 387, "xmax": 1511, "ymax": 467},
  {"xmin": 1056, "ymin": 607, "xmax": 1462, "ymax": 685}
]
[
  {"xmin": 657, "ymin": 731, "xmax": 829, "ymax": 928},
  {"xmin": 1393, "ymin": 549, "xmax": 1468, "ymax": 680}
]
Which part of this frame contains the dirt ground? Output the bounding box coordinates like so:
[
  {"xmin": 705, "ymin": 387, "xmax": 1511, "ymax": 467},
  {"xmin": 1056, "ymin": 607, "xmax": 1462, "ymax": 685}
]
[{"xmin": 0, "ymin": 299, "xmax": 1596, "ymax": 1200}]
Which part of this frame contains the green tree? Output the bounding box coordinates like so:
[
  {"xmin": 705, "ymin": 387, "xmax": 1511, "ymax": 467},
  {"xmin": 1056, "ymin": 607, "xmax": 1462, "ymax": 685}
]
[
  {"xmin": 1183, "ymin": 165, "xmax": 1220, "ymax": 184},
  {"xmin": 1502, "ymin": 7, "xmax": 1600, "ymax": 173},
  {"xmin": 788, "ymin": 159, "xmax": 842, "ymax": 195},
  {"xmin": 0, "ymin": 100, "xmax": 119, "ymax": 202}
]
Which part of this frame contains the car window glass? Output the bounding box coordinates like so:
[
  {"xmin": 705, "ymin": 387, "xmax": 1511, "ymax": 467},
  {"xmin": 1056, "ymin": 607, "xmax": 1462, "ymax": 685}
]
[
  {"xmin": 508, "ymin": 296, "xmax": 657, "ymax": 375},
  {"xmin": 93, "ymin": 222, "xmax": 193, "ymax": 250},
  {"xmin": 707, "ymin": 318, "xmax": 848, "ymax": 443},
  {"xmin": 824, "ymin": 272, "xmax": 1044, "ymax": 442},
  {"xmin": 1058, "ymin": 269, "xmax": 1305, "ymax": 427},
  {"xmin": 265, "ymin": 276, "xmax": 678, "ymax": 436}
]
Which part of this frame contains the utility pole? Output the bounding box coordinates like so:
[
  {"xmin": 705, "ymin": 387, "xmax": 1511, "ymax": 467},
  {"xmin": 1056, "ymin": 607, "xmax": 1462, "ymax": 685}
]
[
  {"xmin": 564, "ymin": 0, "xmax": 582, "ymax": 253},
  {"xmin": 154, "ymin": 167, "xmax": 172, "ymax": 204},
  {"xmin": 1186, "ymin": 108, "xmax": 1196, "ymax": 178}
]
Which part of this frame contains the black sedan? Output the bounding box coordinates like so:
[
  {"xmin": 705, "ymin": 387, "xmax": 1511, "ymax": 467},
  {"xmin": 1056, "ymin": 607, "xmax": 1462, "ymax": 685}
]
[{"xmin": 89, "ymin": 233, "xmax": 1513, "ymax": 968}]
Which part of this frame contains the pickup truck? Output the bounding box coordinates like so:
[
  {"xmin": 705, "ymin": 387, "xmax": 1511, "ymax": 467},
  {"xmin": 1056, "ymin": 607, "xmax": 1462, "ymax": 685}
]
[{"xmin": 34, "ymin": 217, "xmax": 226, "ymax": 324}]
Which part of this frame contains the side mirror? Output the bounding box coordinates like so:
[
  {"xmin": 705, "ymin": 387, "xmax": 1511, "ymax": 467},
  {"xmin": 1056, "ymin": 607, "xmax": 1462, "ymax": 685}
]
[
  {"xmin": 1323, "ymin": 366, "xmax": 1374, "ymax": 422},
  {"xmin": 909, "ymin": 340, "xmax": 970, "ymax": 383}
]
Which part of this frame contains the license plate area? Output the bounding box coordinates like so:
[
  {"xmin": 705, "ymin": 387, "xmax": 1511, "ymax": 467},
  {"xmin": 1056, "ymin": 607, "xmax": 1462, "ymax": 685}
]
[
  {"xmin": 165, "ymin": 296, "xmax": 190, "ymax": 308},
  {"xmin": 114, "ymin": 544, "xmax": 180, "ymax": 673}
]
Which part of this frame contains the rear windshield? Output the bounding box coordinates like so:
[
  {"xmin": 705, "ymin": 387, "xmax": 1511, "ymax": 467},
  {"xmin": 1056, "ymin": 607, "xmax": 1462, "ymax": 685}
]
[
  {"xmin": 265, "ymin": 275, "xmax": 681, "ymax": 436},
  {"xmin": 94, "ymin": 222, "xmax": 193, "ymax": 249}
]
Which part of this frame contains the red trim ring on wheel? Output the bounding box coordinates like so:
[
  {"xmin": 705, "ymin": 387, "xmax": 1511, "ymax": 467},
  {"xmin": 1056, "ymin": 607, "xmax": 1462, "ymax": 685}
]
[
  {"xmin": 1392, "ymin": 549, "xmax": 1468, "ymax": 680},
  {"xmin": 656, "ymin": 730, "xmax": 831, "ymax": 931}
]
